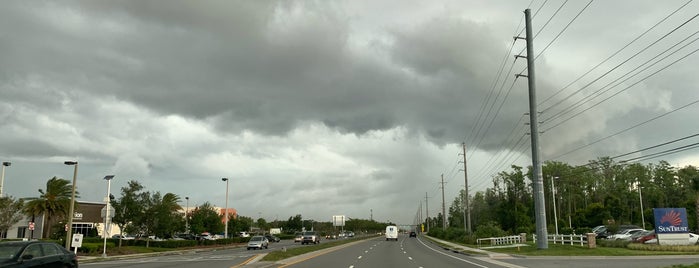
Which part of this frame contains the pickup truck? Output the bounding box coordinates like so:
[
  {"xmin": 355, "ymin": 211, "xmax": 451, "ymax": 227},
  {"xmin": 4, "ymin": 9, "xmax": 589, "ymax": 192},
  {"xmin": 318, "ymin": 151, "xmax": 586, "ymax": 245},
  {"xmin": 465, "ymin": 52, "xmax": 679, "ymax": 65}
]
[{"xmin": 301, "ymin": 231, "xmax": 320, "ymax": 244}]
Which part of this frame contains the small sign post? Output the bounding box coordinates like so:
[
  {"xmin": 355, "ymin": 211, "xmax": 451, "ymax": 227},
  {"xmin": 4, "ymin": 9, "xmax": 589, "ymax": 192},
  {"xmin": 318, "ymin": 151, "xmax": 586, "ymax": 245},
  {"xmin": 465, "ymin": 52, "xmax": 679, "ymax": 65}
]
[{"xmin": 71, "ymin": 233, "xmax": 83, "ymax": 255}]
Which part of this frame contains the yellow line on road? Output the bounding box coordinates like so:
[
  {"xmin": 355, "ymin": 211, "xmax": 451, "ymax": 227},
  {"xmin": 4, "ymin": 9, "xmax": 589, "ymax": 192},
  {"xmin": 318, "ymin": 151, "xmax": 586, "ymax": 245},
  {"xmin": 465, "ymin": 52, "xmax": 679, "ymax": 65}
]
[{"xmin": 231, "ymin": 254, "xmax": 261, "ymax": 268}]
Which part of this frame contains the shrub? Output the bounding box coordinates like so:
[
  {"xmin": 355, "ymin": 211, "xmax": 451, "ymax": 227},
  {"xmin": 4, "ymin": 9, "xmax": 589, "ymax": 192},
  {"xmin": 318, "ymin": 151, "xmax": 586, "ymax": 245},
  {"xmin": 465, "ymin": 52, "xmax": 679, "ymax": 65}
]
[{"xmin": 474, "ymin": 222, "xmax": 507, "ymax": 238}]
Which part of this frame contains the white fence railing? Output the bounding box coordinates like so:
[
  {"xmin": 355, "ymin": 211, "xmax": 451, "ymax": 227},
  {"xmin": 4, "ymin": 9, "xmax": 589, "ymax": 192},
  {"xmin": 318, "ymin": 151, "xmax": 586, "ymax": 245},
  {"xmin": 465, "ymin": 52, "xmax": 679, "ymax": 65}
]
[
  {"xmin": 477, "ymin": 235, "xmax": 524, "ymax": 248},
  {"xmin": 533, "ymin": 234, "xmax": 588, "ymax": 246}
]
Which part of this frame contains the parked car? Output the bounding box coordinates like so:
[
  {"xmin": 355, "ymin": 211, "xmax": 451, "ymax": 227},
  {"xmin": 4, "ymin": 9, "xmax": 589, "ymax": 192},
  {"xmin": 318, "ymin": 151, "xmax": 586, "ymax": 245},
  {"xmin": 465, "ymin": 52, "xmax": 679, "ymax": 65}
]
[
  {"xmin": 264, "ymin": 234, "xmax": 280, "ymax": 242},
  {"xmin": 0, "ymin": 241, "xmax": 78, "ymax": 268},
  {"xmin": 111, "ymin": 234, "xmax": 135, "ymax": 240},
  {"xmin": 608, "ymin": 228, "xmax": 645, "ymax": 240},
  {"xmin": 632, "ymin": 230, "xmax": 655, "ymax": 243},
  {"xmin": 247, "ymin": 236, "xmax": 269, "ymax": 250}
]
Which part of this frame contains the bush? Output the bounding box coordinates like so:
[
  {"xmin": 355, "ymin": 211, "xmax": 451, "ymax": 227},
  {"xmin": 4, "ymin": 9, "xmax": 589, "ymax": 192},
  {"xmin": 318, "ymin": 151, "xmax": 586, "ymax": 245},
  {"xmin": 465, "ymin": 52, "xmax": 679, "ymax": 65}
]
[
  {"xmin": 597, "ymin": 239, "xmax": 630, "ymax": 248},
  {"xmin": 474, "ymin": 222, "xmax": 507, "ymax": 238}
]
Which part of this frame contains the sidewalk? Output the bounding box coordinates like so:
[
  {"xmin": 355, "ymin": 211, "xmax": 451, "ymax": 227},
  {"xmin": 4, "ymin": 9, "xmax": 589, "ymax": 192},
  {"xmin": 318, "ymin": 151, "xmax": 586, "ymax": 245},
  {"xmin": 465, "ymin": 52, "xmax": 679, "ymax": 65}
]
[{"xmin": 423, "ymin": 235, "xmax": 514, "ymax": 259}]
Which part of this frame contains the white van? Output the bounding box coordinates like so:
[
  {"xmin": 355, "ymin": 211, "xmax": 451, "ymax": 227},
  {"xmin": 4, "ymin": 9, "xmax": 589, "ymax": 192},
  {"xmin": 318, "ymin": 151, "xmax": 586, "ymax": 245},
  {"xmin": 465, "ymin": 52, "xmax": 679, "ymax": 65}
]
[{"xmin": 385, "ymin": 225, "xmax": 398, "ymax": 241}]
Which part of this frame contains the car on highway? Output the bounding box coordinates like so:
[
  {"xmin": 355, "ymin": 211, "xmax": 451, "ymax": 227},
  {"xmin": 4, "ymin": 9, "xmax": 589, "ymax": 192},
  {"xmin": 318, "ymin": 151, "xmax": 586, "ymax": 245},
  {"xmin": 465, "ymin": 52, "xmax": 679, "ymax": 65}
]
[
  {"xmin": 409, "ymin": 231, "xmax": 417, "ymax": 237},
  {"xmin": 302, "ymin": 231, "xmax": 320, "ymax": 244},
  {"xmin": 0, "ymin": 240, "xmax": 78, "ymax": 268},
  {"xmin": 385, "ymin": 225, "xmax": 398, "ymax": 241},
  {"xmin": 264, "ymin": 234, "xmax": 280, "ymax": 242},
  {"xmin": 294, "ymin": 233, "xmax": 303, "ymax": 242},
  {"xmin": 247, "ymin": 236, "xmax": 269, "ymax": 250}
]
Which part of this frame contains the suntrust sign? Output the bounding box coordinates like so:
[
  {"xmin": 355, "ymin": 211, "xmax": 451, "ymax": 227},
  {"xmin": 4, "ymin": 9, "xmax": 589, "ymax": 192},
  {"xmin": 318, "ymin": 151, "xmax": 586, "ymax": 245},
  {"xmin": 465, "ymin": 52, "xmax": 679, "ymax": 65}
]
[{"xmin": 653, "ymin": 208, "xmax": 689, "ymax": 234}]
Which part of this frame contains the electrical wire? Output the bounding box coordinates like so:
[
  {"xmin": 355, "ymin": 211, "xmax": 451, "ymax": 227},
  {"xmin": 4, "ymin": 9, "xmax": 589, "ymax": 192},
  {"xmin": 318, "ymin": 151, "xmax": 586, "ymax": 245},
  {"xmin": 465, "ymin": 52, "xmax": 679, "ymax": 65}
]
[{"xmin": 539, "ymin": 0, "xmax": 694, "ymax": 107}]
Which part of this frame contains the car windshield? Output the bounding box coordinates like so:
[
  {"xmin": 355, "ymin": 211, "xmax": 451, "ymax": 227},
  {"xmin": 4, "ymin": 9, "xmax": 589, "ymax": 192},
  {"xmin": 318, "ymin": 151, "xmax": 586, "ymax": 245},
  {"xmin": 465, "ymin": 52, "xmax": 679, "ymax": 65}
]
[
  {"xmin": 250, "ymin": 236, "xmax": 263, "ymax": 241},
  {"xmin": 0, "ymin": 244, "xmax": 23, "ymax": 261}
]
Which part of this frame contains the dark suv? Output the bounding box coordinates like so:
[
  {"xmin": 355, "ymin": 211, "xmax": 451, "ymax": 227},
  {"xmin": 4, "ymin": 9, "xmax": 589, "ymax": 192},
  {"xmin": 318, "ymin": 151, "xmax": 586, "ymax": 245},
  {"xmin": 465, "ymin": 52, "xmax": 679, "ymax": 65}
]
[{"xmin": 409, "ymin": 231, "xmax": 417, "ymax": 237}]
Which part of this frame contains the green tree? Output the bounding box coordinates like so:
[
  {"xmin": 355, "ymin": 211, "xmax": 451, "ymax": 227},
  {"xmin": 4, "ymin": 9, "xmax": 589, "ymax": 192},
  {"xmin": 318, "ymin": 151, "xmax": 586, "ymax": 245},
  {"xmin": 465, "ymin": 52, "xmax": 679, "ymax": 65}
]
[
  {"xmin": 229, "ymin": 215, "xmax": 253, "ymax": 235},
  {"xmin": 23, "ymin": 177, "xmax": 77, "ymax": 239},
  {"xmin": 189, "ymin": 202, "xmax": 223, "ymax": 235},
  {"xmin": 110, "ymin": 180, "xmax": 144, "ymax": 247},
  {"xmin": 0, "ymin": 196, "xmax": 24, "ymax": 239}
]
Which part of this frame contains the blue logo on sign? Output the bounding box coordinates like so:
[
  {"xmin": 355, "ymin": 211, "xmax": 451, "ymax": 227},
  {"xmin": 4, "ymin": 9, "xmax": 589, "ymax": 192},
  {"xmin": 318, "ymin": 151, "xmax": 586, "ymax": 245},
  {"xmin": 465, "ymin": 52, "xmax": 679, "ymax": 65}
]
[{"xmin": 653, "ymin": 208, "xmax": 689, "ymax": 234}]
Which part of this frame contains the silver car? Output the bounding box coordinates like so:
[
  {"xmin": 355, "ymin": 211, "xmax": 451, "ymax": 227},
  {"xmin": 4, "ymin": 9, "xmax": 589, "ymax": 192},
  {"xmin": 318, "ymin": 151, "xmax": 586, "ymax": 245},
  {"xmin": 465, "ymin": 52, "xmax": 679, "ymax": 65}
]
[{"xmin": 247, "ymin": 236, "xmax": 269, "ymax": 250}]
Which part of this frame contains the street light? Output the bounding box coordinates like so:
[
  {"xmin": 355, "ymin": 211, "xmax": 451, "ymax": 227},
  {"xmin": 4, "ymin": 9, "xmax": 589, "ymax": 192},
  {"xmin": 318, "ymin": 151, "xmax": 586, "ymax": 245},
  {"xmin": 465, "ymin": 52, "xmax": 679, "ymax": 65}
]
[
  {"xmin": 64, "ymin": 161, "xmax": 78, "ymax": 250},
  {"xmin": 551, "ymin": 176, "xmax": 559, "ymax": 235},
  {"xmin": 1, "ymin": 162, "xmax": 11, "ymax": 197},
  {"xmin": 102, "ymin": 175, "xmax": 115, "ymax": 258},
  {"xmin": 638, "ymin": 180, "xmax": 646, "ymax": 229},
  {"xmin": 185, "ymin": 197, "xmax": 189, "ymax": 233},
  {"xmin": 221, "ymin": 178, "xmax": 229, "ymax": 238}
]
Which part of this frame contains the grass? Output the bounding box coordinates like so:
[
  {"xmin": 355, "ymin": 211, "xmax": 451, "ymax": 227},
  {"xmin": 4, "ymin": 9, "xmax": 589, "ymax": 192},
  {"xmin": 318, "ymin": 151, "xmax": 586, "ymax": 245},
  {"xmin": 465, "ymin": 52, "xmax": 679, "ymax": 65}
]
[
  {"xmin": 485, "ymin": 243, "xmax": 699, "ymax": 256},
  {"xmin": 262, "ymin": 236, "xmax": 374, "ymax": 262}
]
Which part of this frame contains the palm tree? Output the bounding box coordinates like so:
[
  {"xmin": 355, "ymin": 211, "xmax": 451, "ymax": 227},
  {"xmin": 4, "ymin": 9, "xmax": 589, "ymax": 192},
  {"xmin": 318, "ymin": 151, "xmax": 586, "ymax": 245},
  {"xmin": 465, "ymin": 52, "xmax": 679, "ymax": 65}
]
[{"xmin": 23, "ymin": 177, "xmax": 78, "ymax": 239}]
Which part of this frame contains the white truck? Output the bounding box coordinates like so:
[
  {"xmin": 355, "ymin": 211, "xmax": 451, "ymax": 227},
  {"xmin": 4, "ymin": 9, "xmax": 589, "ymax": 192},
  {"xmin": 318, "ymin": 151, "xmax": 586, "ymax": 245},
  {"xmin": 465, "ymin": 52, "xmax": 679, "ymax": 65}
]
[{"xmin": 385, "ymin": 225, "xmax": 399, "ymax": 241}]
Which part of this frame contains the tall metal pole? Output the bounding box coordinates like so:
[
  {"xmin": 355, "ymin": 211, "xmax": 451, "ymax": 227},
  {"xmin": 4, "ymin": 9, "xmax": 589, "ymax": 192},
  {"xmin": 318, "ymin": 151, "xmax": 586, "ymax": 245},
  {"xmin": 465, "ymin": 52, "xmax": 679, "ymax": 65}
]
[
  {"xmin": 639, "ymin": 180, "xmax": 646, "ymax": 229},
  {"xmin": 462, "ymin": 143, "xmax": 471, "ymax": 234},
  {"xmin": 222, "ymin": 178, "xmax": 229, "ymax": 238},
  {"xmin": 185, "ymin": 197, "xmax": 189, "ymax": 233},
  {"xmin": 522, "ymin": 8, "xmax": 548, "ymax": 249},
  {"xmin": 0, "ymin": 162, "xmax": 10, "ymax": 197},
  {"xmin": 440, "ymin": 174, "xmax": 446, "ymax": 229},
  {"xmin": 551, "ymin": 176, "xmax": 558, "ymax": 235},
  {"xmin": 425, "ymin": 192, "xmax": 429, "ymax": 233},
  {"xmin": 102, "ymin": 175, "xmax": 114, "ymax": 258},
  {"xmin": 64, "ymin": 161, "xmax": 79, "ymax": 250}
]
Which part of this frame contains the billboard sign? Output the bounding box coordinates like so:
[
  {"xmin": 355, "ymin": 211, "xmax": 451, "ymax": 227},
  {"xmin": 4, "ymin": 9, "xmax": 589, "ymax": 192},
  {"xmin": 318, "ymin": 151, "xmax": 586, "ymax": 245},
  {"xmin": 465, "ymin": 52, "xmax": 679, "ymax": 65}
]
[
  {"xmin": 653, "ymin": 208, "xmax": 689, "ymax": 234},
  {"xmin": 332, "ymin": 215, "xmax": 346, "ymax": 227}
]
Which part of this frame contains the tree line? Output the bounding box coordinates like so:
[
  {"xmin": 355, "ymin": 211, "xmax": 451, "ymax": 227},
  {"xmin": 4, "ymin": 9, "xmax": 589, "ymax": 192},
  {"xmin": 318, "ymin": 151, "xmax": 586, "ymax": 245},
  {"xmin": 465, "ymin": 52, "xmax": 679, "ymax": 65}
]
[
  {"xmin": 425, "ymin": 157, "xmax": 699, "ymax": 236},
  {"xmin": 0, "ymin": 178, "xmax": 393, "ymax": 241}
]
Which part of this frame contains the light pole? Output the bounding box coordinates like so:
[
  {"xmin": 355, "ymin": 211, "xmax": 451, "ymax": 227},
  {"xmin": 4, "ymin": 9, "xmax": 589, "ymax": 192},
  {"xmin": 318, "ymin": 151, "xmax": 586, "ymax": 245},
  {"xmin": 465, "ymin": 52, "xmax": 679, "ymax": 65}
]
[
  {"xmin": 551, "ymin": 176, "xmax": 559, "ymax": 235},
  {"xmin": 638, "ymin": 180, "xmax": 646, "ymax": 229},
  {"xmin": 221, "ymin": 178, "xmax": 229, "ymax": 238},
  {"xmin": 64, "ymin": 161, "xmax": 78, "ymax": 250},
  {"xmin": 185, "ymin": 197, "xmax": 189, "ymax": 233},
  {"xmin": 0, "ymin": 162, "xmax": 10, "ymax": 197},
  {"xmin": 102, "ymin": 175, "xmax": 115, "ymax": 258}
]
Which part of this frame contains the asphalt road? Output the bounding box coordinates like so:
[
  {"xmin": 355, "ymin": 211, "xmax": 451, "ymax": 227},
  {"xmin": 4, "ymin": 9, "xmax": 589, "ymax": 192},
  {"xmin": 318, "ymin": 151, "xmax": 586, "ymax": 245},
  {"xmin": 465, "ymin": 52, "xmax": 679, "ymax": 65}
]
[
  {"xmin": 281, "ymin": 235, "xmax": 513, "ymax": 268},
  {"xmin": 79, "ymin": 236, "xmax": 699, "ymax": 268}
]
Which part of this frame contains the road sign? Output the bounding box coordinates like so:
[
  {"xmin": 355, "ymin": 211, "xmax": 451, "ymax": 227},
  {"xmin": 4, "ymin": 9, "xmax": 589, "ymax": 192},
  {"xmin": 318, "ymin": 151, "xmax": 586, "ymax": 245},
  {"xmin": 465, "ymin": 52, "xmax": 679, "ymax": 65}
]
[
  {"xmin": 28, "ymin": 222, "xmax": 35, "ymax": 231},
  {"xmin": 101, "ymin": 206, "xmax": 115, "ymax": 219},
  {"xmin": 71, "ymin": 233, "xmax": 83, "ymax": 248}
]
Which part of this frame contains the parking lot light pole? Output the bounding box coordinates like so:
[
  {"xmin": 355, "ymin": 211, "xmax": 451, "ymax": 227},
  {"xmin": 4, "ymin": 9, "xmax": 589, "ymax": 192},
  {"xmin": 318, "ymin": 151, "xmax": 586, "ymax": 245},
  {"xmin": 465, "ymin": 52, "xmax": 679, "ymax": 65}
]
[
  {"xmin": 222, "ymin": 178, "xmax": 229, "ymax": 238},
  {"xmin": 1, "ymin": 162, "xmax": 10, "ymax": 197},
  {"xmin": 64, "ymin": 161, "xmax": 78, "ymax": 250},
  {"xmin": 102, "ymin": 175, "xmax": 115, "ymax": 258},
  {"xmin": 185, "ymin": 197, "xmax": 189, "ymax": 233}
]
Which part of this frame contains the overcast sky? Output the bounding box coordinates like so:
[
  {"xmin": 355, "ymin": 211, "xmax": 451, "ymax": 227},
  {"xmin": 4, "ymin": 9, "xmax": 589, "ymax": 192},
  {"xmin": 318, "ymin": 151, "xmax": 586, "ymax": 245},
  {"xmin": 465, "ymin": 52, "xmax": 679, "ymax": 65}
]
[{"xmin": 1, "ymin": 0, "xmax": 698, "ymax": 225}]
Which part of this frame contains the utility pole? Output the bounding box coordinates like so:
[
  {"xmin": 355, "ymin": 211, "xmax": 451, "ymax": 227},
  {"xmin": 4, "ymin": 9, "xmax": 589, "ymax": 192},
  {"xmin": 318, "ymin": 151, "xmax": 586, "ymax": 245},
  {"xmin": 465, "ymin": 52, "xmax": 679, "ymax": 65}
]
[
  {"xmin": 462, "ymin": 143, "xmax": 472, "ymax": 235},
  {"xmin": 515, "ymin": 8, "xmax": 548, "ymax": 249},
  {"xmin": 440, "ymin": 174, "xmax": 447, "ymax": 229},
  {"xmin": 425, "ymin": 192, "xmax": 429, "ymax": 233}
]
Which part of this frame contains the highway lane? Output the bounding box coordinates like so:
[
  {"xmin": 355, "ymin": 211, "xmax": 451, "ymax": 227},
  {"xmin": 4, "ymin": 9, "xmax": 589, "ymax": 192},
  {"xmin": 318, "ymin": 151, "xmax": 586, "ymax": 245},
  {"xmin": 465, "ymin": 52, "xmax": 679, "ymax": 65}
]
[{"xmin": 282, "ymin": 235, "xmax": 515, "ymax": 268}]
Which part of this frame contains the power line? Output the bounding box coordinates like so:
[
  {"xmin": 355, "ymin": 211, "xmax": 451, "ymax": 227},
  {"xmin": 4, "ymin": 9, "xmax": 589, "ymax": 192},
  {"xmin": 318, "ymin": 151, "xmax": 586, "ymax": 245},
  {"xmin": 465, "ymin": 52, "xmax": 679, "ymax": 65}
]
[
  {"xmin": 539, "ymin": 0, "xmax": 694, "ymax": 106},
  {"xmin": 543, "ymin": 31, "xmax": 699, "ymax": 126},
  {"xmin": 549, "ymin": 97, "xmax": 699, "ymax": 160},
  {"xmin": 541, "ymin": 10, "xmax": 699, "ymax": 117}
]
